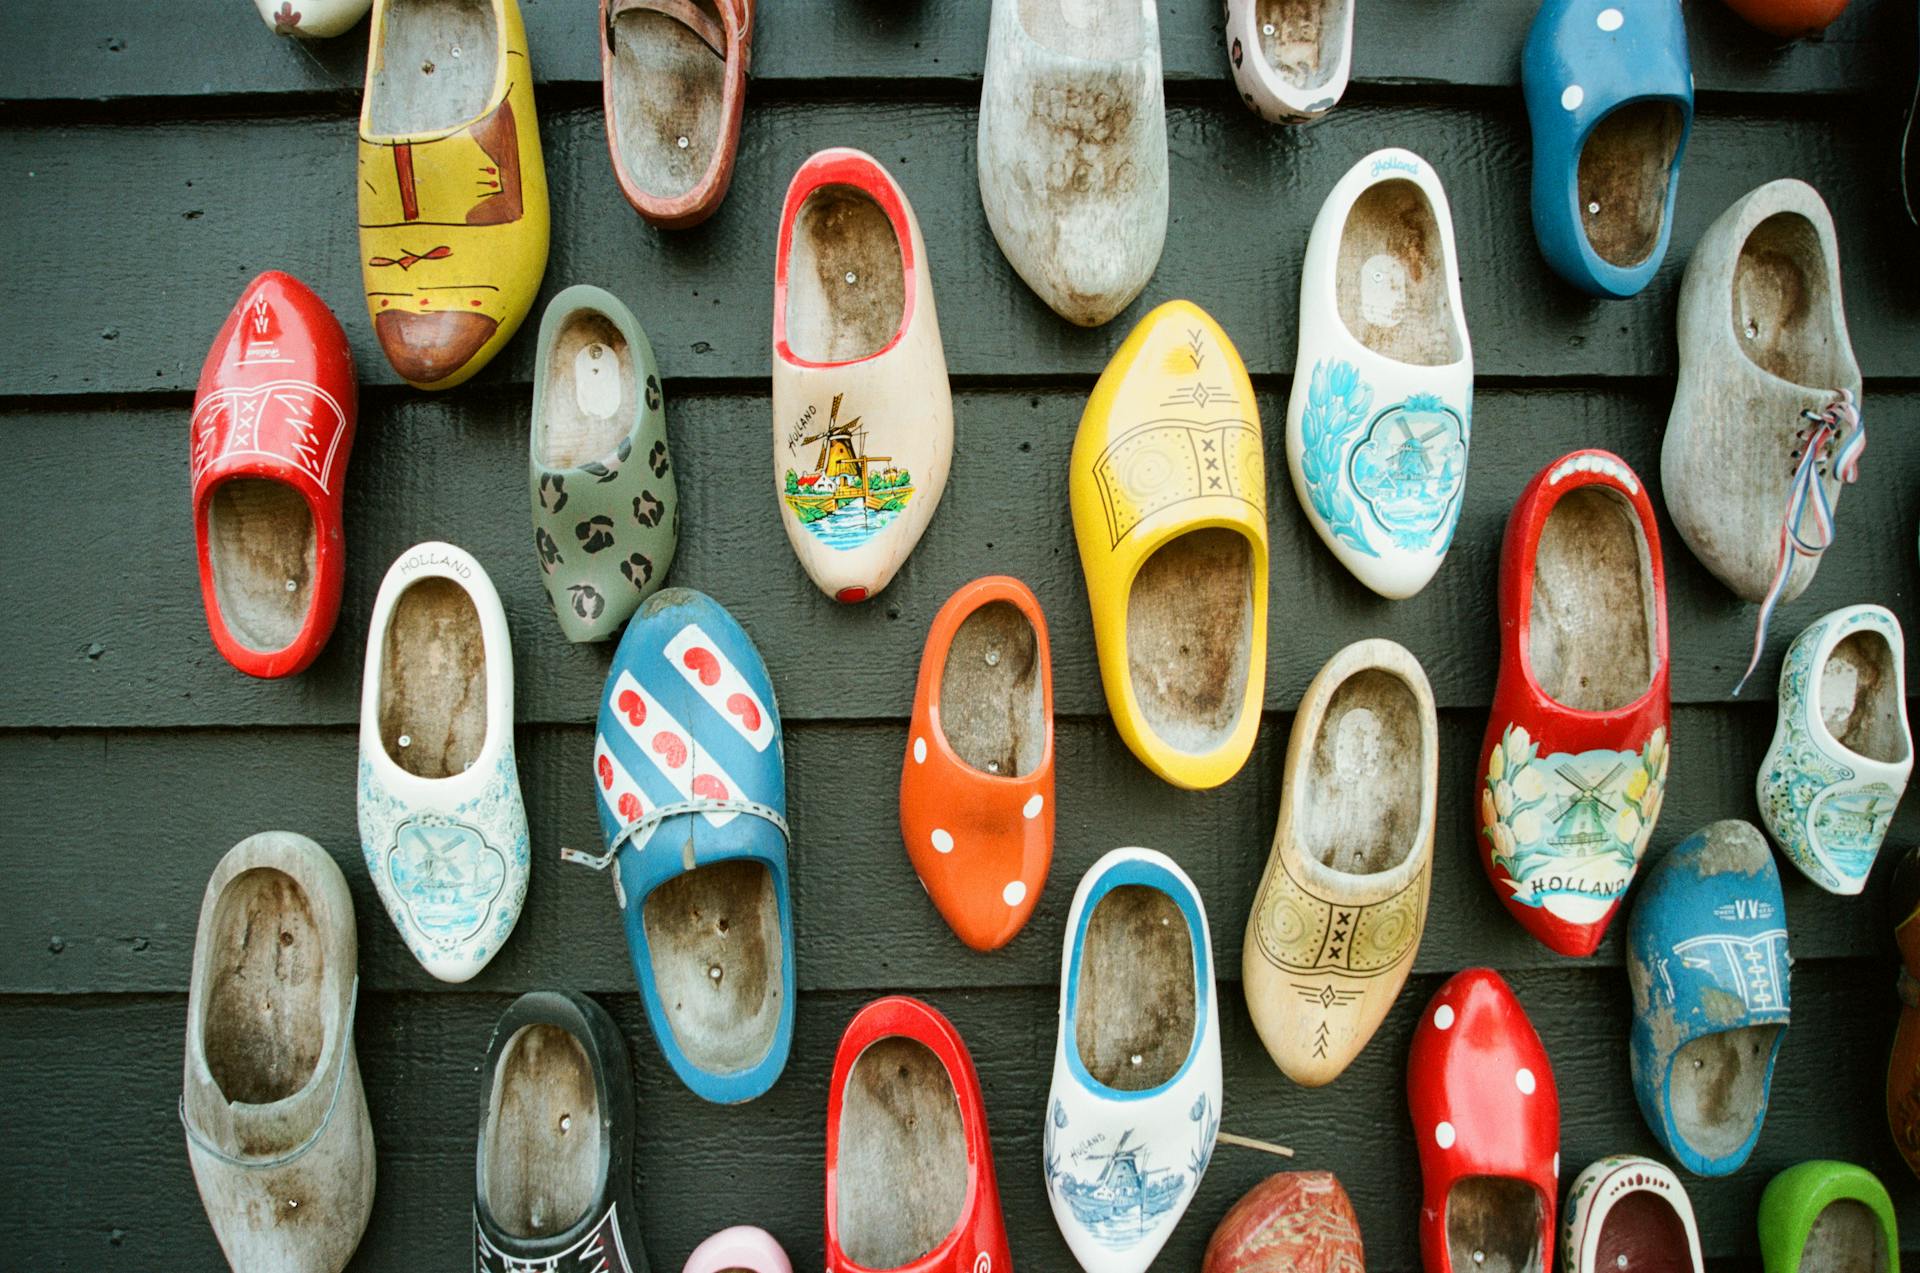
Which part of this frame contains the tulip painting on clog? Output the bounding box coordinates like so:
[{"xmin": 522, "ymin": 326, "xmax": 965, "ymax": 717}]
[
  {"xmin": 1888, "ymin": 850, "xmax": 1920, "ymax": 1181},
  {"xmin": 1202, "ymin": 1171, "xmax": 1365, "ymax": 1273},
  {"xmin": 1561, "ymin": 1156, "xmax": 1704, "ymax": 1273},
  {"xmin": 255, "ymin": 0, "xmax": 372, "ymax": 38},
  {"xmin": 1223, "ymin": 0, "xmax": 1352, "ymax": 123},
  {"xmin": 1758, "ymin": 605, "xmax": 1912, "ymax": 895},
  {"xmin": 1758, "ymin": 1161, "xmax": 1899, "ymax": 1273}
]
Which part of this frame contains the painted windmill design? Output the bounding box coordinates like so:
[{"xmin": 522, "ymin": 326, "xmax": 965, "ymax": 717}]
[
  {"xmin": 1550, "ymin": 759, "xmax": 1628, "ymax": 851},
  {"xmin": 784, "ymin": 392, "xmax": 915, "ymax": 532},
  {"xmin": 1055, "ymin": 1130, "xmax": 1186, "ymax": 1243}
]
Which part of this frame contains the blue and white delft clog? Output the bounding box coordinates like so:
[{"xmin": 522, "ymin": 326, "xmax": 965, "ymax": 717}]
[
  {"xmin": 1626, "ymin": 820, "xmax": 1790, "ymax": 1177},
  {"xmin": 1758, "ymin": 604, "xmax": 1913, "ymax": 895},
  {"xmin": 1045, "ymin": 848, "xmax": 1222, "ymax": 1273},
  {"xmin": 1523, "ymin": 0, "xmax": 1693, "ymax": 298},
  {"xmin": 572, "ymin": 588, "xmax": 794, "ymax": 1104}
]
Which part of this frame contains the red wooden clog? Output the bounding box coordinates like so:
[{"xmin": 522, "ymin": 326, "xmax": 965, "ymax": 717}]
[
  {"xmin": 1408, "ymin": 969, "xmax": 1559, "ymax": 1273},
  {"xmin": 900, "ymin": 576, "xmax": 1054, "ymax": 951},
  {"xmin": 1477, "ymin": 450, "xmax": 1670, "ymax": 957},
  {"xmin": 1718, "ymin": 0, "xmax": 1849, "ymax": 40},
  {"xmin": 191, "ymin": 271, "xmax": 357, "ymax": 678},
  {"xmin": 826, "ymin": 996, "xmax": 1012, "ymax": 1273}
]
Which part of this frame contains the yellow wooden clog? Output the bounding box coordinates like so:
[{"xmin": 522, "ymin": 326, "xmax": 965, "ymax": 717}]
[
  {"xmin": 1070, "ymin": 299, "xmax": 1268, "ymax": 790},
  {"xmin": 358, "ymin": 0, "xmax": 550, "ymax": 391}
]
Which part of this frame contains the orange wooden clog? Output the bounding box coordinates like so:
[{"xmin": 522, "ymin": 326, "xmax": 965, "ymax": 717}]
[{"xmin": 1718, "ymin": 0, "xmax": 1849, "ymax": 40}]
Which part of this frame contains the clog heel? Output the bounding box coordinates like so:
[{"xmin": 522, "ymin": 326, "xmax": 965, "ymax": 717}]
[
  {"xmin": 1758, "ymin": 1161, "xmax": 1899, "ymax": 1273},
  {"xmin": 256, "ymin": 0, "xmax": 373, "ymax": 37},
  {"xmin": 1202, "ymin": 1171, "xmax": 1365, "ymax": 1272},
  {"xmin": 1562, "ymin": 1156, "xmax": 1704, "ymax": 1273},
  {"xmin": 1887, "ymin": 848, "xmax": 1920, "ymax": 1179},
  {"xmin": 684, "ymin": 1226, "xmax": 792, "ymax": 1273},
  {"xmin": 1223, "ymin": 0, "xmax": 1353, "ymax": 123}
]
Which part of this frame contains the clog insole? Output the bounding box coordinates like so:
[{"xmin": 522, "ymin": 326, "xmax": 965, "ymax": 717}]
[
  {"xmin": 1668, "ymin": 1024, "xmax": 1782, "ymax": 1161},
  {"xmin": 1126, "ymin": 528, "xmax": 1254, "ymax": 757},
  {"xmin": 538, "ymin": 310, "xmax": 635, "ymax": 470},
  {"xmin": 611, "ymin": 2, "xmax": 726, "ymax": 203},
  {"xmin": 1445, "ymin": 1177, "xmax": 1546, "ymax": 1273},
  {"xmin": 1075, "ymin": 884, "xmax": 1196, "ymax": 1090},
  {"xmin": 1301, "ymin": 667, "xmax": 1423, "ymax": 875},
  {"xmin": 1336, "ymin": 178, "xmax": 1461, "ymax": 367},
  {"xmin": 940, "ymin": 599, "xmax": 1046, "ymax": 778},
  {"xmin": 1801, "ymin": 1199, "xmax": 1890, "ymax": 1273},
  {"xmin": 378, "ymin": 576, "xmax": 488, "ymax": 780},
  {"xmin": 835, "ymin": 1036, "xmax": 967, "ymax": 1268},
  {"xmin": 1528, "ymin": 486, "xmax": 1654, "ymax": 713},
  {"xmin": 784, "ymin": 185, "xmax": 906, "ymax": 365},
  {"xmin": 1594, "ymin": 1189, "xmax": 1693, "ymax": 1273},
  {"xmin": 1577, "ymin": 101, "xmax": 1684, "ymax": 269},
  {"xmin": 1019, "ymin": 0, "xmax": 1146, "ymax": 61},
  {"xmin": 204, "ymin": 867, "xmax": 325, "ymax": 1105},
  {"xmin": 483, "ymin": 1024, "xmax": 603, "ymax": 1239},
  {"xmin": 1822, "ymin": 631, "xmax": 1908, "ymax": 765},
  {"xmin": 643, "ymin": 858, "xmax": 783, "ymax": 1074},
  {"xmin": 1256, "ymin": 0, "xmax": 1348, "ymax": 91},
  {"xmin": 366, "ymin": 0, "xmax": 499, "ymax": 138},
  {"xmin": 207, "ymin": 478, "xmax": 315, "ymax": 654},
  {"xmin": 1734, "ymin": 212, "xmax": 1844, "ymax": 387}
]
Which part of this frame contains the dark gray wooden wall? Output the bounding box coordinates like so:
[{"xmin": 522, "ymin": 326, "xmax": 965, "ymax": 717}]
[{"xmin": 2, "ymin": 0, "xmax": 1918, "ymax": 1268}]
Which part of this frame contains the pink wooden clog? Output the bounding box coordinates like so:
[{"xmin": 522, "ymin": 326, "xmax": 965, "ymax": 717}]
[{"xmin": 683, "ymin": 1225, "xmax": 792, "ymax": 1273}]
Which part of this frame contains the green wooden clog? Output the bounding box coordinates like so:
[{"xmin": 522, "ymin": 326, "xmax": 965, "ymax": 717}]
[{"xmin": 1759, "ymin": 1160, "xmax": 1898, "ymax": 1273}]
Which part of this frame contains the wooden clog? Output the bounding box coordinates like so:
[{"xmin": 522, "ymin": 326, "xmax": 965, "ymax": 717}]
[
  {"xmin": 255, "ymin": 0, "xmax": 372, "ymax": 38},
  {"xmin": 183, "ymin": 832, "xmax": 373, "ymax": 1273},
  {"xmin": 1906, "ymin": 39, "xmax": 1920, "ymax": 229},
  {"xmin": 530, "ymin": 284, "xmax": 678, "ymax": 643},
  {"xmin": 1561, "ymin": 1156, "xmax": 1704, "ymax": 1273},
  {"xmin": 1758, "ymin": 605, "xmax": 1912, "ymax": 894},
  {"xmin": 1719, "ymin": 0, "xmax": 1851, "ymax": 40},
  {"xmin": 1626, "ymin": 820, "xmax": 1790, "ymax": 1177},
  {"xmin": 357, "ymin": 542, "xmax": 528, "ymax": 982},
  {"xmin": 1758, "ymin": 1161, "xmax": 1899, "ymax": 1273},
  {"xmin": 1478, "ymin": 450, "xmax": 1670, "ymax": 957},
  {"xmin": 900, "ymin": 575, "xmax": 1054, "ymax": 952},
  {"xmin": 1070, "ymin": 300, "xmax": 1268, "ymax": 790},
  {"xmin": 1046, "ymin": 848, "xmax": 1221, "ymax": 1273},
  {"xmin": 684, "ymin": 1226, "xmax": 792, "ymax": 1273},
  {"xmin": 358, "ymin": 0, "xmax": 550, "ymax": 390},
  {"xmin": 772, "ymin": 148, "xmax": 952, "ymax": 604},
  {"xmin": 825, "ymin": 997, "xmax": 1011, "ymax": 1273},
  {"xmin": 1523, "ymin": 0, "xmax": 1692, "ymax": 298},
  {"xmin": 473, "ymin": 992, "xmax": 647, "ymax": 1273},
  {"xmin": 1286, "ymin": 148, "xmax": 1472, "ymax": 599},
  {"xmin": 978, "ymin": 0, "xmax": 1168, "ymax": 327},
  {"xmin": 192, "ymin": 271, "xmax": 357, "ymax": 679},
  {"xmin": 1244, "ymin": 638, "xmax": 1434, "ymax": 1087},
  {"xmin": 1889, "ymin": 850, "xmax": 1920, "ymax": 1180},
  {"xmin": 600, "ymin": 0, "xmax": 753, "ymax": 228},
  {"xmin": 1407, "ymin": 969, "xmax": 1559, "ymax": 1273},
  {"xmin": 1201, "ymin": 1171, "xmax": 1365, "ymax": 1273},
  {"xmin": 1224, "ymin": 0, "xmax": 1352, "ymax": 123}
]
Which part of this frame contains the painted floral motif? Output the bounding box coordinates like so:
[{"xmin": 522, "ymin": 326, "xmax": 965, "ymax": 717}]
[
  {"xmin": 1299, "ymin": 359, "xmax": 1377, "ymax": 557},
  {"xmin": 1047, "ymin": 1094, "xmax": 1213, "ymax": 1250}
]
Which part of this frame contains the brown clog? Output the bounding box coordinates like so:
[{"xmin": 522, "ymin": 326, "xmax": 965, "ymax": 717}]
[{"xmin": 1202, "ymin": 1171, "xmax": 1365, "ymax": 1272}]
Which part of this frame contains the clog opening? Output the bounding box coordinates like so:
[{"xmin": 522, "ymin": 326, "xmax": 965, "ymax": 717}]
[
  {"xmin": 1075, "ymin": 884, "xmax": 1196, "ymax": 1090},
  {"xmin": 1821, "ymin": 631, "xmax": 1908, "ymax": 765},
  {"xmin": 1594, "ymin": 1188, "xmax": 1693, "ymax": 1273},
  {"xmin": 1731, "ymin": 212, "xmax": 1844, "ymax": 388},
  {"xmin": 1577, "ymin": 101, "xmax": 1684, "ymax": 269},
  {"xmin": 1801, "ymin": 1198, "xmax": 1889, "ymax": 1273},
  {"xmin": 206, "ymin": 478, "xmax": 316, "ymax": 655},
  {"xmin": 940, "ymin": 599, "xmax": 1046, "ymax": 778},
  {"xmin": 204, "ymin": 867, "xmax": 325, "ymax": 1105},
  {"xmin": 784, "ymin": 184, "xmax": 906, "ymax": 364},
  {"xmin": 1126, "ymin": 528, "xmax": 1253, "ymax": 757},
  {"xmin": 1255, "ymin": 0, "xmax": 1349, "ymax": 92},
  {"xmin": 1668, "ymin": 1024, "xmax": 1781, "ymax": 1162},
  {"xmin": 835, "ymin": 1036, "xmax": 966, "ymax": 1268},
  {"xmin": 367, "ymin": 0, "xmax": 499, "ymax": 137},
  {"xmin": 537, "ymin": 308, "xmax": 635, "ymax": 469},
  {"xmin": 482, "ymin": 1023, "xmax": 603, "ymax": 1239},
  {"xmin": 1337, "ymin": 179, "xmax": 1461, "ymax": 367},
  {"xmin": 1529, "ymin": 486, "xmax": 1655, "ymax": 713},
  {"xmin": 1018, "ymin": 0, "xmax": 1146, "ymax": 60},
  {"xmin": 643, "ymin": 858, "xmax": 783, "ymax": 1074},
  {"xmin": 1444, "ymin": 1177, "xmax": 1546, "ymax": 1273},
  {"xmin": 1301, "ymin": 667, "xmax": 1423, "ymax": 875},
  {"xmin": 378, "ymin": 576, "xmax": 489, "ymax": 778},
  {"xmin": 609, "ymin": 0, "xmax": 727, "ymax": 203}
]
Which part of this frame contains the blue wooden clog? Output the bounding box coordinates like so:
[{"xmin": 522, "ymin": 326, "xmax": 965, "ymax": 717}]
[
  {"xmin": 1523, "ymin": 0, "xmax": 1693, "ymax": 298},
  {"xmin": 1626, "ymin": 820, "xmax": 1790, "ymax": 1177}
]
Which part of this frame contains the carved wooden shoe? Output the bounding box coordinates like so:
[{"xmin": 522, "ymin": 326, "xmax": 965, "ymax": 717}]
[
  {"xmin": 183, "ymin": 832, "xmax": 373, "ymax": 1273},
  {"xmin": 255, "ymin": 0, "xmax": 372, "ymax": 37},
  {"xmin": 1562, "ymin": 1156, "xmax": 1704, "ymax": 1273},
  {"xmin": 683, "ymin": 1227, "xmax": 792, "ymax": 1273},
  {"xmin": 1719, "ymin": 0, "xmax": 1851, "ymax": 39},
  {"xmin": 1244, "ymin": 638, "xmax": 1434, "ymax": 1087},
  {"xmin": 1758, "ymin": 1161, "xmax": 1899, "ymax": 1273},
  {"xmin": 1627, "ymin": 820, "xmax": 1790, "ymax": 1177},
  {"xmin": 1888, "ymin": 849, "xmax": 1920, "ymax": 1180},
  {"xmin": 978, "ymin": 0, "xmax": 1168, "ymax": 326},
  {"xmin": 1223, "ymin": 0, "xmax": 1352, "ymax": 123},
  {"xmin": 1202, "ymin": 1171, "xmax": 1365, "ymax": 1273}
]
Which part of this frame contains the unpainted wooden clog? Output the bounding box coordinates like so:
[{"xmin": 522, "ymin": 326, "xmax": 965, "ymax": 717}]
[
  {"xmin": 358, "ymin": 0, "xmax": 550, "ymax": 390},
  {"xmin": 1719, "ymin": 0, "xmax": 1851, "ymax": 40},
  {"xmin": 683, "ymin": 1226, "xmax": 792, "ymax": 1273},
  {"xmin": 1201, "ymin": 1171, "xmax": 1365, "ymax": 1273},
  {"xmin": 772, "ymin": 148, "xmax": 951, "ymax": 604},
  {"xmin": 1888, "ymin": 849, "xmax": 1920, "ymax": 1181},
  {"xmin": 1223, "ymin": 0, "xmax": 1352, "ymax": 123},
  {"xmin": 901, "ymin": 575, "xmax": 1054, "ymax": 952},
  {"xmin": 1071, "ymin": 300, "xmax": 1268, "ymax": 790},
  {"xmin": 1561, "ymin": 1155, "xmax": 1704, "ymax": 1273},
  {"xmin": 1758, "ymin": 1161, "xmax": 1899, "ymax": 1273},
  {"xmin": 1244, "ymin": 638, "xmax": 1434, "ymax": 1088},
  {"xmin": 192, "ymin": 270, "xmax": 357, "ymax": 679},
  {"xmin": 255, "ymin": 0, "xmax": 372, "ymax": 38},
  {"xmin": 1626, "ymin": 820, "xmax": 1789, "ymax": 1178},
  {"xmin": 357, "ymin": 542, "xmax": 529, "ymax": 982}
]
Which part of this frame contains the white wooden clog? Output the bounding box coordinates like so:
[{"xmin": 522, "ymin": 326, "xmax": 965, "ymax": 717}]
[
  {"xmin": 1223, "ymin": 0, "xmax": 1353, "ymax": 123},
  {"xmin": 254, "ymin": 0, "xmax": 371, "ymax": 38},
  {"xmin": 1561, "ymin": 1156, "xmax": 1704, "ymax": 1273}
]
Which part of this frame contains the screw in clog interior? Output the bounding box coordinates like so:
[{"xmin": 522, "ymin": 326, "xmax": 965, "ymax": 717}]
[
  {"xmin": 1407, "ymin": 969, "xmax": 1559, "ymax": 1273},
  {"xmin": 1286, "ymin": 148, "xmax": 1473, "ymax": 599},
  {"xmin": 1523, "ymin": 0, "xmax": 1691, "ymax": 299},
  {"xmin": 1222, "ymin": 0, "xmax": 1352, "ymax": 123},
  {"xmin": 530, "ymin": 284, "xmax": 679, "ymax": 643},
  {"xmin": 1201, "ymin": 1170, "xmax": 1365, "ymax": 1273},
  {"xmin": 1478, "ymin": 450, "xmax": 1670, "ymax": 957},
  {"xmin": 1718, "ymin": 0, "xmax": 1851, "ymax": 40},
  {"xmin": 1045, "ymin": 848, "xmax": 1222, "ymax": 1273},
  {"xmin": 254, "ymin": 0, "xmax": 372, "ymax": 37},
  {"xmin": 1888, "ymin": 850, "xmax": 1920, "ymax": 1180},
  {"xmin": 1758, "ymin": 605, "xmax": 1912, "ymax": 894},
  {"xmin": 1244, "ymin": 638, "xmax": 1435, "ymax": 1087},
  {"xmin": 1070, "ymin": 300, "xmax": 1268, "ymax": 790},
  {"xmin": 1626, "ymin": 820, "xmax": 1790, "ymax": 1177},
  {"xmin": 683, "ymin": 1225, "xmax": 792, "ymax": 1273},
  {"xmin": 192, "ymin": 271, "xmax": 357, "ymax": 679},
  {"xmin": 771, "ymin": 148, "xmax": 952, "ymax": 605},
  {"xmin": 1561, "ymin": 1155, "xmax": 1705, "ymax": 1273},
  {"xmin": 357, "ymin": 541, "xmax": 529, "ymax": 983},
  {"xmin": 1758, "ymin": 1161, "xmax": 1899, "ymax": 1273},
  {"xmin": 357, "ymin": 0, "xmax": 550, "ymax": 390},
  {"xmin": 474, "ymin": 992, "xmax": 649, "ymax": 1272},
  {"xmin": 825, "ymin": 997, "xmax": 1011, "ymax": 1273},
  {"xmin": 978, "ymin": 0, "xmax": 1168, "ymax": 327},
  {"xmin": 182, "ymin": 832, "xmax": 374, "ymax": 1273},
  {"xmin": 900, "ymin": 576, "xmax": 1054, "ymax": 952}
]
